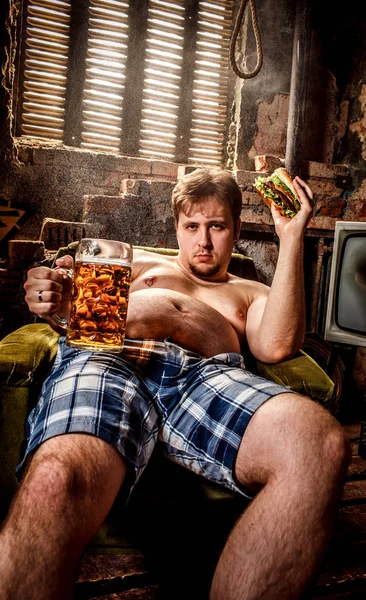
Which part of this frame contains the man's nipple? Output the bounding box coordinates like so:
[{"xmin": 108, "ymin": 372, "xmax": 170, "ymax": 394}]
[{"xmin": 144, "ymin": 276, "xmax": 156, "ymax": 287}]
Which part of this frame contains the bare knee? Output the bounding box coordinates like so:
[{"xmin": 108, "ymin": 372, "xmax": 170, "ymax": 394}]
[
  {"xmin": 20, "ymin": 434, "xmax": 126, "ymax": 510},
  {"xmin": 235, "ymin": 393, "xmax": 350, "ymax": 491},
  {"xmin": 22, "ymin": 452, "xmax": 87, "ymax": 510}
]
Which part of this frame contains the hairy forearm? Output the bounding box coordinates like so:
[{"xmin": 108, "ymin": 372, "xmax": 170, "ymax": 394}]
[{"xmin": 256, "ymin": 238, "xmax": 306, "ymax": 362}]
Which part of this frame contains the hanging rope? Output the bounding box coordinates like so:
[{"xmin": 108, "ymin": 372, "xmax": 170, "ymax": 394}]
[{"xmin": 230, "ymin": 0, "xmax": 263, "ymax": 79}]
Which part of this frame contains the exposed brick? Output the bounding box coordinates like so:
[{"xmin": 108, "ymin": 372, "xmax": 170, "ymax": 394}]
[
  {"xmin": 308, "ymin": 215, "xmax": 337, "ymax": 230},
  {"xmin": 83, "ymin": 195, "xmax": 131, "ymax": 216},
  {"xmin": 120, "ymin": 180, "xmax": 174, "ymax": 200},
  {"xmin": 254, "ymin": 155, "xmax": 283, "ymax": 173},
  {"xmin": 32, "ymin": 147, "xmax": 59, "ymax": 166},
  {"xmin": 16, "ymin": 145, "xmax": 34, "ymax": 164},
  {"xmin": 82, "ymin": 193, "xmax": 176, "ymax": 248},
  {"xmin": 63, "ymin": 167, "xmax": 105, "ymax": 187},
  {"xmin": 308, "ymin": 179, "xmax": 344, "ymax": 197},
  {"xmin": 80, "ymin": 185, "xmax": 110, "ymax": 197},
  {"xmin": 235, "ymin": 239, "xmax": 278, "ymax": 286},
  {"xmin": 39, "ymin": 218, "xmax": 99, "ymax": 250},
  {"xmin": 98, "ymin": 170, "xmax": 123, "ymax": 191},
  {"xmin": 234, "ymin": 170, "xmax": 261, "ymax": 186},
  {"xmin": 241, "ymin": 190, "xmax": 262, "ymax": 206},
  {"xmin": 118, "ymin": 156, "xmax": 152, "ymax": 177},
  {"xmin": 8, "ymin": 240, "xmax": 45, "ymax": 269},
  {"xmin": 240, "ymin": 206, "xmax": 273, "ymax": 225},
  {"xmin": 303, "ymin": 161, "xmax": 349, "ymax": 179},
  {"xmin": 120, "ymin": 179, "xmax": 147, "ymax": 195},
  {"xmin": 314, "ymin": 197, "xmax": 346, "ymax": 217},
  {"xmin": 146, "ymin": 180, "xmax": 175, "ymax": 199},
  {"xmin": 151, "ymin": 160, "xmax": 179, "ymax": 179},
  {"xmin": 177, "ymin": 165, "xmax": 198, "ymax": 178},
  {"xmin": 31, "ymin": 147, "xmax": 154, "ymax": 179},
  {"xmin": 343, "ymin": 200, "xmax": 366, "ymax": 221}
]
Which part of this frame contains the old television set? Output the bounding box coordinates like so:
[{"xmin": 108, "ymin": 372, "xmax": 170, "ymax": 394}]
[{"xmin": 324, "ymin": 221, "xmax": 366, "ymax": 348}]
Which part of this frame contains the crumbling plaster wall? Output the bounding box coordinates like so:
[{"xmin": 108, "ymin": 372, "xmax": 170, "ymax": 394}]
[
  {"xmin": 4, "ymin": 144, "xmax": 181, "ymax": 243},
  {"xmin": 232, "ymin": 0, "xmax": 366, "ymax": 184},
  {"xmin": 0, "ymin": 0, "xmax": 17, "ymax": 175},
  {"xmin": 232, "ymin": 0, "xmax": 295, "ymax": 171}
]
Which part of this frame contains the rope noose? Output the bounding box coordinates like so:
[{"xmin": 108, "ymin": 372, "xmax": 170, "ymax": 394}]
[{"xmin": 230, "ymin": 0, "xmax": 263, "ymax": 79}]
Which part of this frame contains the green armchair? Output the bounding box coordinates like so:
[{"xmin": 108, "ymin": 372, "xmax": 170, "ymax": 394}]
[{"xmin": 0, "ymin": 244, "xmax": 338, "ymax": 596}]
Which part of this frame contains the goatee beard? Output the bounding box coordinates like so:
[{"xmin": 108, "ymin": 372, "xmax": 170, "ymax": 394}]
[{"xmin": 189, "ymin": 263, "xmax": 220, "ymax": 278}]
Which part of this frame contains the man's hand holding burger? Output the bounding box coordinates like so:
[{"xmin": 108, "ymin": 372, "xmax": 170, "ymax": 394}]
[
  {"xmin": 270, "ymin": 175, "xmax": 313, "ymax": 240},
  {"xmin": 254, "ymin": 168, "xmax": 313, "ymax": 240}
]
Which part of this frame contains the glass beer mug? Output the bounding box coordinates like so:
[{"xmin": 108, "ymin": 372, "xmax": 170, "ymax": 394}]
[{"xmin": 54, "ymin": 239, "xmax": 133, "ymax": 353}]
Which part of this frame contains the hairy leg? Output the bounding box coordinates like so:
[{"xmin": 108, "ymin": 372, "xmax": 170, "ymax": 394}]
[
  {"xmin": 210, "ymin": 393, "xmax": 350, "ymax": 600},
  {"xmin": 0, "ymin": 434, "xmax": 127, "ymax": 600}
]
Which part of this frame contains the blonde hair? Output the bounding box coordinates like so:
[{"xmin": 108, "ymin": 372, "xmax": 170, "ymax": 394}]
[{"xmin": 172, "ymin": 167, "xmax": 242, "ymax": 225}]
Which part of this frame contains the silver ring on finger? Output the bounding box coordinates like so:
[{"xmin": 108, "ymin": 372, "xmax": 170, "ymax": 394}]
[{"xmin": 38, "ymin": 291, "xmax": 44, "ymax": 302}]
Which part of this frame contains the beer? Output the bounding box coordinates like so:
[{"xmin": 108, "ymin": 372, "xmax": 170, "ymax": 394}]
[{"xmin": 66, "ymin": 259, "xmax": 131, "ymax": 352}]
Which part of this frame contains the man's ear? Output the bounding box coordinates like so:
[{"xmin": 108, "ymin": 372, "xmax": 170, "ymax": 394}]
[{"xmin": 234, "ymin": 218, "xmax": 241, "ymax": 242}]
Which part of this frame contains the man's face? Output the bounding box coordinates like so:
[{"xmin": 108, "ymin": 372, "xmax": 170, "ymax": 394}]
[{"xmin": 176, "ymin": 196, "xmax": 240, "ymax": 280}]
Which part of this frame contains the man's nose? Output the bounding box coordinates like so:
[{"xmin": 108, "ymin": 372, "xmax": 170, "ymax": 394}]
[{"xmin": 199, "ymin": 228, "xmax": 212, "ymax": 247}]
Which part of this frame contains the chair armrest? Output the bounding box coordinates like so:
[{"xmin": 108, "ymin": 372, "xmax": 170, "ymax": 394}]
[
  {"xmin": 0, "ymin": 323, "xmax": 60, "ymax": 389},
  {"xmin": 256, "ymin": 350, "xmax": 338, "ymax": 414},
  {"xmin": 0, "ymin": 324, "xmax": 60, "ymax": 519}
]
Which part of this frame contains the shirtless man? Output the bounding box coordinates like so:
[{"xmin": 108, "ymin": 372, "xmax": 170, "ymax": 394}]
[{"xmin": 0, "ymin": 168, "xmax": 349, "ymax": 599}]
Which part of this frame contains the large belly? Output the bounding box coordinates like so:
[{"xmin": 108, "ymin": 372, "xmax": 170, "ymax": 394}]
[{"xmin": 126, "ymin": 288, "xmax": 241, "ymax": 356}]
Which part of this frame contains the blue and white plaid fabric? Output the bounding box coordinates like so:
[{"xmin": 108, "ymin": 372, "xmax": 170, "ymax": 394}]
[{"xmin": 18, "ymin": 337, "xmax": 289, "ymax": 499}]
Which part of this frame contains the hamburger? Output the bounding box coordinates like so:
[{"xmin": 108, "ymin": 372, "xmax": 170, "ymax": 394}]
[{"xmin": 254, "ymin": 168, "xmax": 301, "ymax": 218}]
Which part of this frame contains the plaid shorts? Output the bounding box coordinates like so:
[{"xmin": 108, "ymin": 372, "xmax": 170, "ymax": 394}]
[{"xmin": 18, "ymin": 337, "xmax": 290, "ymax": 499}]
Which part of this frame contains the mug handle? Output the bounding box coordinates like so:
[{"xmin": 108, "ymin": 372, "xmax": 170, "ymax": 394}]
[{"xmin": 49, "ymin": 267, "xmax": 73, "ymax": 331}]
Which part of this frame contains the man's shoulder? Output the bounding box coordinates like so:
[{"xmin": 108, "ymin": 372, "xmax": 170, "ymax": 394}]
[
  {"xmin": 132, "ymin": 248, "xmax": 176, "ymax": 277},
  {"xmin": 229, "ymin": 273, "xmax": 269, "ymax": 292},
  {"xmin": 133, "ymin": 248, "xmax": 176, "ymax": 263}
]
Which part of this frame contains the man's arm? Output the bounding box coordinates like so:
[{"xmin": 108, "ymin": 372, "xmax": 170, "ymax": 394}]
[
  {"xmin": 245, "ymin": 176, "xmax": 313, "ymax": 364},
  {"xmin": 23, "ymin": 256, "xmax": 74, "ymax": 334},
  {"xmin": 23, "ymin": 248, "xmax": 152, "ymax": 334}
]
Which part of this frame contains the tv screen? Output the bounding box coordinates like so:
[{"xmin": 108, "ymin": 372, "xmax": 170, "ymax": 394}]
[{"xmin": 324, "ymin": 221, "xmax": 366, "ymax": 348}]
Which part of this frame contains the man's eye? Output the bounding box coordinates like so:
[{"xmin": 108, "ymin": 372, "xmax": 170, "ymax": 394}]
[
  {"xmin": 211, "ymin": 224, "xmax": 224, "ymax": 230},
  {"xmin": 187, "ymin": 224, "xmax": 197, "ymax": 230}
]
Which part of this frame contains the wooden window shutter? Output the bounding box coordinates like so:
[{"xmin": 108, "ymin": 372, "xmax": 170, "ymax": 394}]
[
  {"xmin": 17, "ymin": 0, "xmax": 234, "ymax": 165},
  {"xmin": 189, "ymin": 0, "xmax": 234, "ymax": 165},
  {"xmin": 81, "ymin": 0, "xmax": 130, "ymax": 152},
  {"xmin": 19, "ymin": 0, "xmax": 71, "ymax": 140},
  {"xmin": 138, "ymin": 0, "xmax": 185, "ymax": 161}
]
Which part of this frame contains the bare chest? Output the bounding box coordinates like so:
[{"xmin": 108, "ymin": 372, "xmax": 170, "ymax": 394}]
[{"xmin": 132, "ymin": 265, "xmax": 248, "ymax": 335}]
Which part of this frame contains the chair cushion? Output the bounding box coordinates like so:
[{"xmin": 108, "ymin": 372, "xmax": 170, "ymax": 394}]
[
  {"xmin": 256, "ymin": 350, "xmax": 336, "ymax": 412},
  {"xmin": 0, "ymin": 323, "xmax": 60, "ymax": 387}
]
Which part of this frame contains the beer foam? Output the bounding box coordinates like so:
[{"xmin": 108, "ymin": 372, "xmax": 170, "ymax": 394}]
[{"xmin": 76, "ymin": 257, "xmax": 131, "ymax": 267}]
